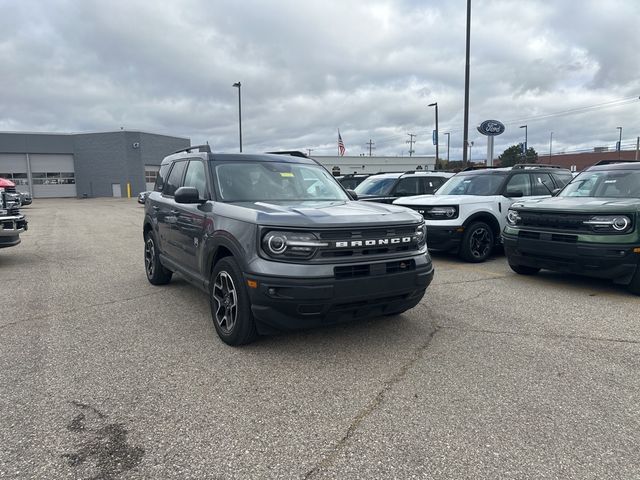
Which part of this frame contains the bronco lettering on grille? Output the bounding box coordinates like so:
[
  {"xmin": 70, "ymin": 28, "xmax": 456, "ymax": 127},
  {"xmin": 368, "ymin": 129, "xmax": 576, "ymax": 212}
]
[{"xmin": 335, "ymin": 237, "xmax": 413, "ymax": 248}]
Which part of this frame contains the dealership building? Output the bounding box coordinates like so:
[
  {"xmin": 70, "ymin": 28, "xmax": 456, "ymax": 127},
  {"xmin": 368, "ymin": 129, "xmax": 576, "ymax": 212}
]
[{"xmin": 0, "ymin": 131, "xmax": 190, "ymax": 198}]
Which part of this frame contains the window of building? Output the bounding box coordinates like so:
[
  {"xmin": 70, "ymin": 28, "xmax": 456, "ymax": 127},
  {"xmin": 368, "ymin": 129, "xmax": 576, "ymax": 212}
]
[
  {"xmin": 0, "ymin": 172, "xmax": 29, "ymax": 185},
  {"xmin": 32, "ymin": 172, "xmax": 75, "ymax": 185},
  {"xmin": 145, "ymin": 170, "xmax": 158, "ymax": 184}
]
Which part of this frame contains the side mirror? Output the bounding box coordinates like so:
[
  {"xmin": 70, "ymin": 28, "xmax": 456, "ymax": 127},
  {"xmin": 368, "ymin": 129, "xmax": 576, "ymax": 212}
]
[
  {"xmin": 505, "ymin": 190, "xmax": 524, "ymax": 198},
  {"xmin": 347, "ymin": 189, "xmax": 358, "ymax": 200},
  {"xmin": 175, "ymin": 186, "xmax": 203, "ymax": 204},
  {"xmin": 551, "ymin": 188, "xmax": 562, "ymax": 197}
]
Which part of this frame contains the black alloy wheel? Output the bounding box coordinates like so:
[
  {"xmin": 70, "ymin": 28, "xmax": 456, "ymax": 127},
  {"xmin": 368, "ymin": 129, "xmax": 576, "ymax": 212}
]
[
  {"xmin": 144, "ymin": 231, "xmax": 172, "ymax": 285},
  {"xmin": 460, "ymin": 221, "xmax": 494, "ymax": 263},
  {"xmin": 209, "ymin": 257, "xmax": 258, "ymax": 346}
]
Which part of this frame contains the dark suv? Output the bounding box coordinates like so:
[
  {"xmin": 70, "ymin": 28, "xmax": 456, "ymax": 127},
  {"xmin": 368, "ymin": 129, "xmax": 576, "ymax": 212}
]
[{"xmin": 143, "ymin": 146, "xmax": 434, "ymax": 345}]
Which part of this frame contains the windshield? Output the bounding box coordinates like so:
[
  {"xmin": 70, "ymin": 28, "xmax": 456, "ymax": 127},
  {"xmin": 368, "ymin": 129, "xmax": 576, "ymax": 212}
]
[
  {"xmin": 437, "ymin": 172, "xmax": 506, "ymax": 196},
  {"xmin": 354, "ymin": 176, "xmax": 398, "ymax": 195},
  {"xmin": 561, "ymin": 170, "xmax": 640, "ymax": 198},
  {"xmin": 214, "ymin": 162, "xmax": 349, "ymax": 202}
]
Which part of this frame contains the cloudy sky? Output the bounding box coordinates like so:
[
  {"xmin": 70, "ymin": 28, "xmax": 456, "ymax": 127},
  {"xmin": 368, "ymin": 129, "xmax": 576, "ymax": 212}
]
[{"xmin": 1, "ymin": 0, "xmax": 639, "ymax": 160}]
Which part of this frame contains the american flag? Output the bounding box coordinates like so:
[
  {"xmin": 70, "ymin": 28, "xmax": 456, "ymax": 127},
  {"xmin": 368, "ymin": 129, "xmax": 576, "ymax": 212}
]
[{"xmin": 338, "ymin": 130, "xmax": 346, "ymax": 156}]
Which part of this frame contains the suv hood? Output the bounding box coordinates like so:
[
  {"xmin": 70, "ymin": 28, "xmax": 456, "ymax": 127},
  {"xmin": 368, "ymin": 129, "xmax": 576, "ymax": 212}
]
[
  {"xmin": 227, "ymin": 200, "xmax": 423, "ymax": 227},
  {"xmin": 513, "ymin": 197, "xmax": 640, "ymax": 213},
  {"xmin": 395, "ymin": 194, "xmax": 497, "ymax": 206}
]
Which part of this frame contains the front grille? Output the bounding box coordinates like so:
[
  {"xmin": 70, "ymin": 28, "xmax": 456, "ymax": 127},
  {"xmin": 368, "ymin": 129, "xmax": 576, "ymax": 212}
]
[
  {"xmin": 519, "ymin": 211, "xmax": 592, "ymax": 232},
  {"xmin": 334, "ymin": 264, "xmax": 370, "ymax": 279},
  {"xmin": 333, "ymin": 259, "xmax": 416, "ymax": 279},
  {"xmin": 519, "ymin": 230, "xmax": 578, "ymax": 243},
  {"xmin": 316, "ymin": 225, "xmax": 421, "ymax": 259}
]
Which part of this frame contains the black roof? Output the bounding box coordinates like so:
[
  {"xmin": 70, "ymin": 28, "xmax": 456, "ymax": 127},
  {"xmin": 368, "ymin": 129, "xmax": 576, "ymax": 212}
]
[{"xmin": 587, "ymin": 161, "xmax": 640, "ymax": 171}]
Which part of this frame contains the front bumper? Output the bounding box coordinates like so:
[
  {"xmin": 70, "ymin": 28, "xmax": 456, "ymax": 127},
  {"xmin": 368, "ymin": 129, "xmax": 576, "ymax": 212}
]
[
  {"xmin": 245, "ymin": 254, "xmax": 434, "ymax": 331},
  {"xmin": 503, "ymin": 232, "xmax": 640, "ymax": 285},
  {"xmin": 426, "ymin": 225, "xmax": 464, "ymax": 252},
  {"xmin": 0, "ymin": 214, "xmax": 28, "ymax": 248}
]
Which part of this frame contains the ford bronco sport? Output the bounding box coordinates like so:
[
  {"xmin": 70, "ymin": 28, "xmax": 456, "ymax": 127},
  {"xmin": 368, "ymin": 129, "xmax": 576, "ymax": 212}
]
[
  {"xmin": 0, "ymin": 177, "xmax": 28, "ymax": 249},
  {"xmin": 142, "ymin": 147, "xmax": 434, "ymax": 345}
]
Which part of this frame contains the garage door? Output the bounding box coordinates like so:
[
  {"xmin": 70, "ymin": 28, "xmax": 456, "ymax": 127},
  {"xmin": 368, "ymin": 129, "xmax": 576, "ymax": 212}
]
[
  {"xmin": 144, "ymin": 165, "xmax": 160, "ymax": 191},
  {"xmin": 30, "ymin": 154, "xmax": 76, "ymax": 198},
  {"xmin": 0, "ymin": 154, "xmax": 29, "ymax": 194}
]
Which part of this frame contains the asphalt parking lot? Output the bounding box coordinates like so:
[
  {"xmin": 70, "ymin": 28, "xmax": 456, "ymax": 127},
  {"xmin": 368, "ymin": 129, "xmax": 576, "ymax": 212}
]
[{"xmin": 1, "ymin": 199, "xmax": 639, "ymax": 480}]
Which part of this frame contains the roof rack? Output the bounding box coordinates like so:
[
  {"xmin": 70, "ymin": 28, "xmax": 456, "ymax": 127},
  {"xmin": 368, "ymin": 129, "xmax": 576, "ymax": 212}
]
[
  {"xmin": 265, "ymin": 150, "xmax": 309, "ymax": 158},
  {"xmin": 512, "ymin": 163, "xmax": 564, "ymax": 169},
  {"xmin": 593, "ymin": 160, "xmax": 638, "ymax": 166},
  {"xmin": 171, "ymin": 144, "xmax": 211, "ymax": 155},
  {"xmin": 462, "ymin": 166, "xmax": 501, "ymax": 171}
]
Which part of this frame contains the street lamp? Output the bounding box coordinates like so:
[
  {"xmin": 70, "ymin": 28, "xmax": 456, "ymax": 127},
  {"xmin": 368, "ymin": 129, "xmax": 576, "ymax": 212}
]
[
  {"xmin": 232, "ymin": 82, "xmax": 242, "ymax": 152},
  {"xmin": 519, "ymin": 125, "xmax": 528, "ymax": 159},
  {"xmin": 444, "ymin": 132, "xmax": 450, "ymax": 165},
  {"xmin": 467, "ymin": 140, "xmax": 474, "ymax": 163},
  {"xmin": 617, "ymin": 126, "xmax": 623, "ymax": 160},
  {"xmin": 428, "ymin": 102, "xmax": 439, "ymax": 165}
]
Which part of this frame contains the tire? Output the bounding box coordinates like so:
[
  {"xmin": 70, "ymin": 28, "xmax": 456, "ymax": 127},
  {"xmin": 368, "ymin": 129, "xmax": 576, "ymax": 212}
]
[
  {"xmin": 509, "ymin": 263, "xmax": 541, "ymax": 275},
  {"xmin": 144, "ymin": 231, "xmax": 172, "ymax": 285},
  {"xmin": 627, "ymin": 265, "xmax": 640, "ymax": 296},
  {"xmin": 209, "ymin": 257, "xmax": 258, "ymax": 346},
  {"xmin": 459, "ymin": 221, "xmax": 495, "ymax": 263}
]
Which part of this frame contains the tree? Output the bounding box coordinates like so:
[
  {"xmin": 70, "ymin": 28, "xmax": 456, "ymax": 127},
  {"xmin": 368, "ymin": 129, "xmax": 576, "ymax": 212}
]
[{"xmin": 498, "ymin": 144, "xmax": 538, "ymax": 167}]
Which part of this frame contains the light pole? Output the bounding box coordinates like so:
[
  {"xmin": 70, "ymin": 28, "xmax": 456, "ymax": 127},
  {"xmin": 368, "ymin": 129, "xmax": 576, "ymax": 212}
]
[
  {"xmin": 428, "ymin": 102, "xmax": 439, "ymax": 166},
  {"xmin": 462, "ymin": 0, "xmax": 471, "ymax": 167},
  {"xmin": 549, "ymin": 132, "xmax": 553, "ymax": 161},
  {"xmin": 617, "ymin": 126, "xmax": 623, "ymax": 160},
  {"xmin": 444, "ymin": 132, "xmax": 450, "ymax": 165},
  {"xmin": 232, "ymin": 82, "xmax": 242, "ymax": 152},
  {"xmin": 520, "ymin": 125, "xmax": 528, "ymax": 160}
]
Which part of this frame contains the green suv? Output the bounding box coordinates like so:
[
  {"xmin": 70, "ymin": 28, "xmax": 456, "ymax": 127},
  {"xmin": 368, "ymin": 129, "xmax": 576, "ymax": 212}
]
[{"xmin": 503, "ymin": 161, "xmax": 640, "ymax": 294}]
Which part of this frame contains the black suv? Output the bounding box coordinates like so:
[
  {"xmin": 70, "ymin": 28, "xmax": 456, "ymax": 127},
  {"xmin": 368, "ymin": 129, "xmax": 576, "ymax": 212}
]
[{"xmin": 143, "ymin": 146, "xmax": 434, "ymax": 345}]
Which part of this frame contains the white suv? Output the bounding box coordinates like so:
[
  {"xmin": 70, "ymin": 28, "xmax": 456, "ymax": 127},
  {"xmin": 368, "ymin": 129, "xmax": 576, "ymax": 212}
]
[{"xmin": 393, "ymin": 165, "xmax": 573, "ymax": 262}]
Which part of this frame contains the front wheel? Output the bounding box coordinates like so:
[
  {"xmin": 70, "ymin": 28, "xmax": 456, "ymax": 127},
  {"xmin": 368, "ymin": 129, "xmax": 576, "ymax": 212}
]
[
  {"xmin": 509, "ymin": 263, "xmax": 540, "ymax": 275},
  {"xmin": 144, "ymin": 231, "xmax": 172, "ymax": 285},
  {"xmin": 459, "ymin": 221, "xmax": 494, "ymax": 263},
  {"xmin": 210, "ymin": 257, "xmax": 258, "ymax": 346}
]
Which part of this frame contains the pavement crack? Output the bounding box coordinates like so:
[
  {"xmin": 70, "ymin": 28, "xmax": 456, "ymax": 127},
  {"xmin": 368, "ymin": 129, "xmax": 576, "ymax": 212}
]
[
  {"xmin": 435, "ymin": 274, "xmax": 510, "ymax": 286},
  {"xmin": 438, "ymin": 324, "xmax": 640, "ymax": 345},
  {"xmin": 303, "ymin": 324, "xmax": 441, "ymax": 479}
]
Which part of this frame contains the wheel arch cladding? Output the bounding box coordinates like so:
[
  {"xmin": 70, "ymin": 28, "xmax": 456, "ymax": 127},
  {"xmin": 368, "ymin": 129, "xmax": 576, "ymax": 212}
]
[{"xmin": 464, "ymin": 212, "xmax": 500, "ymax": 236}]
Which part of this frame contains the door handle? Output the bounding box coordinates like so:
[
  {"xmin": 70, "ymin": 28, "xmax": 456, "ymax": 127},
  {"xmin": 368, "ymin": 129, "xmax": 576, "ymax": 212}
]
[
  {"xmin": 152, "ymin": 205, "xmax": 159, "ymax": 211},
  {"xmin": 170, "ymin": 209, "xmax": 179, "ymax": 214}
]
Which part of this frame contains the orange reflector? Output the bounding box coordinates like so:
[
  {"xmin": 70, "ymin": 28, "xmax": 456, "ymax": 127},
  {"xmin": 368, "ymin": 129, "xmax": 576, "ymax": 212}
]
[
  {"xmin": 634, "ymin": 248, "xmax": 640, "ymax": 254},
  {"xmin": 456, "ymin": 227, "xmax": 465, "ymax": 233},
  {"xmin": 247, "ymin": 280, "xmax": 258, "ymax": 288}
]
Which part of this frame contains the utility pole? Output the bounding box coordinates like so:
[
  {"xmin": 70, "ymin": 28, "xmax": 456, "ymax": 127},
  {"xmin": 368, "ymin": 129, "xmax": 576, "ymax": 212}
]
[
  {"xmin": 617, "ymin": 126, "xmax": 623, "ymax": 160},
  {"xmin": 306, "ymin": 148, "xmax": 313, "ymax": 156},
  {"xmin": 428, "ymin": 102, "xmax": 439, "ymax": 165},
  {"xmin": 636, "ymin": 136, "xmax": 639, "ymax": 161},
  {"xmin": 366, "ymin": 139, "xmax": 375, "ymax": 157},
  {"xmin": 406, "ymin": 134, "xmax": 416, "ymax": 157},
  {"xmin": 444, "ymin": 132, "xmax": 450, "ymax": 164},
  {"xmin": 462, "ymin": 0, "xmax": 471, "ymax": 167},
  {"xmin": 549, "ymin": 132, "xmax": 553, "ymax": 161},
  {"xmin": 232, "ymin": 82, "xmax": 242, "ymax": 152}
]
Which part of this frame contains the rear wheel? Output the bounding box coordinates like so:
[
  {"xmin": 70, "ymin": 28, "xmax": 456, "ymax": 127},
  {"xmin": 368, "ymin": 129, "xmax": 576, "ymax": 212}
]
[
  {"xmin": 144, "ymin": 231, "xmax": 172, "ymax": 285},
  {"xmin": 509, "ymin": 263, "xmax": 541, "ymax": 275},
  {"xmin": 210, "ymin": 257, "xmax": 258, "ymax": 346},
  {"xmin": 459, "ymin": 221, "xmax": 494, "ymax": 263}
]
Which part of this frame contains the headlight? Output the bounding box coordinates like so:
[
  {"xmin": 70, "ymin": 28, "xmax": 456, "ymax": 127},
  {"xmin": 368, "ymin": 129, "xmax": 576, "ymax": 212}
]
[
  {"xmin": 415, "ymin": 222, "xmax": 427, "ymax": 247},
  {"xmin": 583, "ymin": 215, "xmax": 633, "ymax": 233},
  {"xmin": 262, "ymin": 231, "xmax": 329, "ymax": 259},
  {"xmin": 416, "ymin": 206, "xmax": 458, "ymax": 219},
  {"xmin": 507, "ymin": 209, "xmax": 521, "ymax": 226}
]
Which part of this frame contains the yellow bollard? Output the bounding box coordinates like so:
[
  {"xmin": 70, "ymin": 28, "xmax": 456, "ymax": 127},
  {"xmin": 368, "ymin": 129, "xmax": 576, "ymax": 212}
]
[{"xmin": 127, "ymin": 183, "xmax": 131, "ymax": 198}]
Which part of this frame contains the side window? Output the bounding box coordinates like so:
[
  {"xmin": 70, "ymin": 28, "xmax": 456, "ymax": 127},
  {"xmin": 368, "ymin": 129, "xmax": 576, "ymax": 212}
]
[
  {"xmin": 552, "ymin": 172, "xmax": 573, "ymax": 188},
  {"xmin": 531, "ymin": 173, "xmax": 554, "ymax": 195},
  {"xmin": 394, "ymin": 177, "xmax": 420, "ymax": 195},
  {"xmin": 422, "ymin": 177, "xmax": 445, "ymax": 194},
  {"xmin": 163, "ymin": 161, "xmax": 187, "ymax": 196},
  {"xmin": 154, "ymin": 164, "xmax": 171, "ymax": 192},
  {"xmin": 183, "ymin": 160, "xmax": 207, "ymax": 199},
  {"xmin": 504, "ymin": 173, "xmax": 531, "ymax": 196}
]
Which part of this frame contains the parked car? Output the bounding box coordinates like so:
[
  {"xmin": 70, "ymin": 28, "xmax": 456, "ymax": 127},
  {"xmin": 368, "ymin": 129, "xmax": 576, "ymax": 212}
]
[
  {"xmin": 504, "ymin": 160, "xmax": 640, "ymax": 294},
  {"xmin": 394, "ymin": 164, "xmax": 574, "ymax": 262},
  {"xmin": 18, "ymin": 191, "xmax": 32, "ymax": 206},
  {"xmin": 143, "ymin": 146, "xmax": 433, "ymax": 345},
  {"xmin": 0, "ymin": 177, "xmax": 28, "ymax": 248},
  {"xmin": 335, "ymin": 173, "xmax": 371, "ymax": 190},
  {"xmin": 353, "ymin": 171, "xmax": 455, "ymax": 203},
  {"xmin": 138, "ymin": 191, "xmax": 150, "ymax": 204}
]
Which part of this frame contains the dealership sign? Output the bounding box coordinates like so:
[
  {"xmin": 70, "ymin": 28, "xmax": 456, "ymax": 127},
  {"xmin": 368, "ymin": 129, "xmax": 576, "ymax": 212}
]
[{"xmin": 477, "ymin": 120, "xmax": 505, "ymax": 136}]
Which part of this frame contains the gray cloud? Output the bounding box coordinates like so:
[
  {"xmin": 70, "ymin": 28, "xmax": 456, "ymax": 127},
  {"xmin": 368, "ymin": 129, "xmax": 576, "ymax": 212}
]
[{"xmin": 0, "ymin": 0, "xmax": 638, "ymax": 159}]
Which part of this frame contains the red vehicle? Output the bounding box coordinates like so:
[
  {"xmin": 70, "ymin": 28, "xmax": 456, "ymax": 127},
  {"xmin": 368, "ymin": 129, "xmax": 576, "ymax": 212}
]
[{"xmin": 0, "ymin": 178, "xmax": 28, "ymax": 248}]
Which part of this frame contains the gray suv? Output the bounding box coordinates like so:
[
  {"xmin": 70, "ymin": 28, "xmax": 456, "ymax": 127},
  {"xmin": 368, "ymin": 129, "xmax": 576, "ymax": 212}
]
[{"xmin": 143, "ymin": 146, "xmax": 434, "ymax": 345}]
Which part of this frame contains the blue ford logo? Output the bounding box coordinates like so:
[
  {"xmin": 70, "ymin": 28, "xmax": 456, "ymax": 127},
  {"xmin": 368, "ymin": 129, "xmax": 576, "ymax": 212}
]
[{"xmin": 477, "ymin": 120, "xmax": 505, "ymax": 136}]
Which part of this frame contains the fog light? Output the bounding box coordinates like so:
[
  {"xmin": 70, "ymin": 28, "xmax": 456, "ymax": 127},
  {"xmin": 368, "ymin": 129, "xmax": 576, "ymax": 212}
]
[{"xmin": 268, "ymin": 287, "xmax": 277, "ymax": 296}]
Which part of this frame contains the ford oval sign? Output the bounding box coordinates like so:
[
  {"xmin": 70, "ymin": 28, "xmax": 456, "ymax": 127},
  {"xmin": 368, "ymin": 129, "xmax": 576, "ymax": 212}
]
[{"xmin": 477, "ymin": 120, "xmax": 505, "ymax": 136}]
